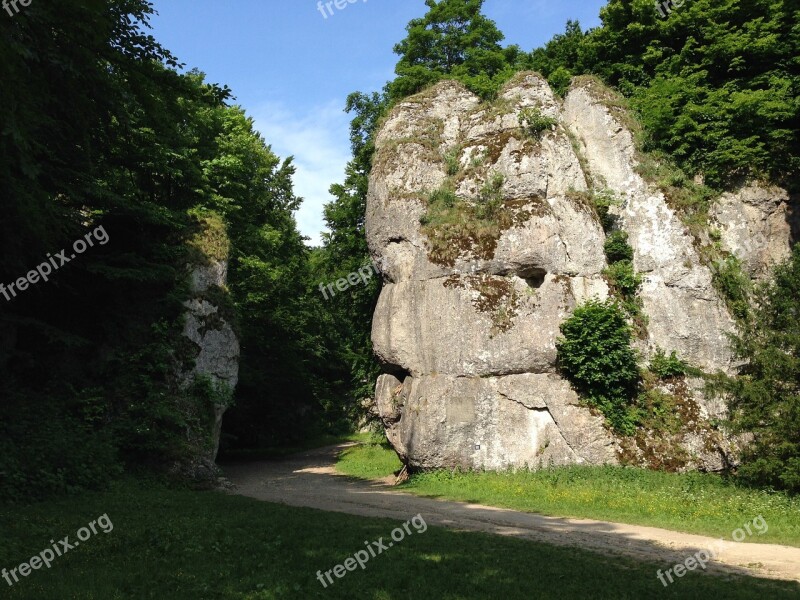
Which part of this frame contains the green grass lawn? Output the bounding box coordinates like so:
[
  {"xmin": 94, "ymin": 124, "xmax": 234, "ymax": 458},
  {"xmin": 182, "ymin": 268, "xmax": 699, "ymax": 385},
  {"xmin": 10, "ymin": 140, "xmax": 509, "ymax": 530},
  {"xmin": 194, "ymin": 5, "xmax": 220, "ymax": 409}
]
[
  {"xmin": 1, "ymin": 479, "xmax": 798, "ymax": 599},
  {"xmin": 336, "ymin": 439, "xmax": 800, "ymax": 547}
]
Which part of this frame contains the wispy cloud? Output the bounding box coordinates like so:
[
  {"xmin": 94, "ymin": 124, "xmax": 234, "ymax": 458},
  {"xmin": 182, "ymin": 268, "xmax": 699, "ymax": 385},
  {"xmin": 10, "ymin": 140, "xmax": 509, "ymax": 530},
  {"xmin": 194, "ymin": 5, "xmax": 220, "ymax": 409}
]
[{"xmin": 251, "ymin": 100, "xmax": 352, "ymax": 246}]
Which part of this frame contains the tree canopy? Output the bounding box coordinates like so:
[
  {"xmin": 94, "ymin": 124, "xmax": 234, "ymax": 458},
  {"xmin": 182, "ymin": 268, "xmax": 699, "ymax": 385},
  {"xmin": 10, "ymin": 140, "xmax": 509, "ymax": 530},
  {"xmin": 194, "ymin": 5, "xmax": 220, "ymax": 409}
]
[
  {"xmin": 388, "ymin": 0, "xmax": 522, "ymax": 100},
  {"xmin": 529, "ymin": 0, "xmax": 800, "ymax": 189}
]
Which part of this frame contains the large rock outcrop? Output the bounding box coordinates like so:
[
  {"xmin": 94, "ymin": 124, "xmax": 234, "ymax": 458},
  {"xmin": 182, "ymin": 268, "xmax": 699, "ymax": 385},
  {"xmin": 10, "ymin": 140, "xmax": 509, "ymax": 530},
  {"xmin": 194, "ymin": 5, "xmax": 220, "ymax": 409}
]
[
  {"xmin": 563, "ymin": 82, "xmax": 736, "ymax": 372},
  {"xmin": 367, "ymin": 73, "xmax": 793, "ymax": 473},
  {"xmin": 181, "ymin": 258, "xmax": 240, "ymax": 462},
  {"xmin": 176, "ymin": 215, "xmax": 240, "ymax": 478}
]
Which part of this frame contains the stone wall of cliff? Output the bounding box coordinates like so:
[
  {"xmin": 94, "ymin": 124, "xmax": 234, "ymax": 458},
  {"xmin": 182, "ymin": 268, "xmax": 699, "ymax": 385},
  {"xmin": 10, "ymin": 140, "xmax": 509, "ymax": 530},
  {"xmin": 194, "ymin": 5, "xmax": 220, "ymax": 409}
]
[{"xmin": 366, "ymin": 73, "xmax": 797, "ymax": 472}]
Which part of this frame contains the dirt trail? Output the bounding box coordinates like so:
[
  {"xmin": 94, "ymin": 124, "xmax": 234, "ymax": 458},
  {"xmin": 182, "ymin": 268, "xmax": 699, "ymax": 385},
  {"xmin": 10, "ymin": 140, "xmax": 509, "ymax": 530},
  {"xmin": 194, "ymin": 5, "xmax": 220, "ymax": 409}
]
[{"xmin": 224, "ymin": 444, "xmax": 800, "ymax": 583}]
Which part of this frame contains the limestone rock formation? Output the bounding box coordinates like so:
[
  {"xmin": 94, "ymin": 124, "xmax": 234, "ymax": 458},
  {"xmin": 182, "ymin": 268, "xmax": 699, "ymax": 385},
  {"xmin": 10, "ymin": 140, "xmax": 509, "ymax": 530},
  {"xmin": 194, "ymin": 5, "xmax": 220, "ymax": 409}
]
[
  {"xmin": 367, "ymin": 73, "xmax": 792, "ymax": 473},
  {"xmin": 376, "ymin": 372, "xmax": 617, "ymax": 470},
  {"xmin": 182, "ymin": 257, "xmax": 240, "ymax": 462}
]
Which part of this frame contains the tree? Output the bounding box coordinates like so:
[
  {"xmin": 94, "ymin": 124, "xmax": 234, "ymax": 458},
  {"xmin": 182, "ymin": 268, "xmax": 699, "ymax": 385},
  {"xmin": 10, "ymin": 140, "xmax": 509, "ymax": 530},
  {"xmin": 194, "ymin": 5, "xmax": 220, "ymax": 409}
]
[
  {"xmin": 533, "ymin": 0, "xmax": 800, "ymax": 189},
  {"xmin": 388, "ymin": 0, "xmax": 517, "ymax": 100},
  {"xmin": 198, "ymin": 107, "xmax": 325, "ymax": 450},
  {"xmin": 0, "ymin": 2, "xmax": 322, "ymax": 497},
  {"xmin": 311, "ymin": 92, "xmax": 387, "ymax": 425},
  {"xmin": 713, "ymin": 245, "xmax": 800, "ymax": 493},
  {"xmin": 528, "ymin": 20, "xmax": 586, "ymax": 95},
  {"xmin": 0, "ymin": 0, "xmax": 199, "ymax": 500}
]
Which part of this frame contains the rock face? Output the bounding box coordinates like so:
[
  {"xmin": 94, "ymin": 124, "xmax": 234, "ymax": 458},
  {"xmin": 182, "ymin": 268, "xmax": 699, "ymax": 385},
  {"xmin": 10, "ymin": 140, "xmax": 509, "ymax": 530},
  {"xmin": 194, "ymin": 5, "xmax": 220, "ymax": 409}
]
[
  {"xmin": 181, "ymin": 258, "xmax": 240, "ymax": 465},
  {"xmin": 709, "ymin": 183, "xmax": 799, "ymax": 279},
  {"xmin": 367, "ymin": 73, "xmax": 792, "ymax": 472},
  {"xmin": 377, "ymin": 372, "xmax": 617, "ymax": 470},
  {"xmin": 563, "ymin": 83, "xmax": 736, "ymax": 373}
]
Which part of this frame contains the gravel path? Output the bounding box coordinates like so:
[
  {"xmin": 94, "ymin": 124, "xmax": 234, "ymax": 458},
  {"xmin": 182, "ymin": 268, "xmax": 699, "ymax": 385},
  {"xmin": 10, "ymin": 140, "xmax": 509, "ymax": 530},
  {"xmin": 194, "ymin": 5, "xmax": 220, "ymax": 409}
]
[{"xmin": 224, "ymin": 443, "xmax": 800, "ymax": 583}]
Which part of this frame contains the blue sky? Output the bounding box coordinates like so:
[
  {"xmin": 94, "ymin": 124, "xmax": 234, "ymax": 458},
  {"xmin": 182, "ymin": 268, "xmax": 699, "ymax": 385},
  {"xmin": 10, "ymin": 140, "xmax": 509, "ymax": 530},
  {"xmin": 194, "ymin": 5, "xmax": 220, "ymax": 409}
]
[{"xmin": 149, "ymin": 0, "xmax": 607, "ymax": 245}]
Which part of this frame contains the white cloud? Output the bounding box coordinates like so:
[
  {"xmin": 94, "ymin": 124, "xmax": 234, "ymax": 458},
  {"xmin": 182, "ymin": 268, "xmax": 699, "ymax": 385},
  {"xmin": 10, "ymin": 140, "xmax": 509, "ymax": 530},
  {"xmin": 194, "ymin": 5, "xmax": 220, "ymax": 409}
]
[{"xmin": 250, "ymin": 100, "xmax": 352, "ymax": 246}]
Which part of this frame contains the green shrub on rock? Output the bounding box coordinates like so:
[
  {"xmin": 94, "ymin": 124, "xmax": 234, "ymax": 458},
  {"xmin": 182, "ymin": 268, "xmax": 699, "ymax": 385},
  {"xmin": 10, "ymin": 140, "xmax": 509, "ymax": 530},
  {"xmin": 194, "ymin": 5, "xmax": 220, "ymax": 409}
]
[
  {"xmin": 557, "ymin": 299, "xmax": 641, "ymax": 435},
  {"xmin": 649, "ymin": 348, "xmax": 690, "ymax": 380},
  {"xmin": 518, "ymin": 107, "xmax": 557, "ymax": 140},
  {"xmin": 604, "ymin": 230, "xmax": 634, "ymax": 263},
  {"xmin": 603, "ymin": 260, "xmax": 642, "ymax": 301}
]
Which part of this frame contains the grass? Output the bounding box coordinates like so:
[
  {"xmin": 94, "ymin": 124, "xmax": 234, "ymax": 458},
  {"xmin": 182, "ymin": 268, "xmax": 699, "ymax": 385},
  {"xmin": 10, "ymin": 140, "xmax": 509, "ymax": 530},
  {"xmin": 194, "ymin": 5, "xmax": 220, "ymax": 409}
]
[
  {"xmin": 336, "ymin": 442, "xmax": 402, "ymax": 480},
  {"xmin": 1, "ymin": 479, "xmax": 798, "ymax": 599},
  {"xmin": 336, "ymin": 441, "xmax": 800, "ymax": 547}
]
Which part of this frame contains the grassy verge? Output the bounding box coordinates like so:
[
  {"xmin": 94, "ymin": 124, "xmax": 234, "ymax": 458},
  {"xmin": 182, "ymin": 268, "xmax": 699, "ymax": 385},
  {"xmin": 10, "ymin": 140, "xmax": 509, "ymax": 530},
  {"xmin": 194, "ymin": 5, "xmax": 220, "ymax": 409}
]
[
  {"xmin": 1, "ymin": 480, "xmax": 797, "ymax": 599},
  {"xmin": 336, "ymin": 441, "xmax": 800, "ymax": 547},
  {"xmin": 335, "ymin": 438, "xmax": 403, "ymax": 480}
]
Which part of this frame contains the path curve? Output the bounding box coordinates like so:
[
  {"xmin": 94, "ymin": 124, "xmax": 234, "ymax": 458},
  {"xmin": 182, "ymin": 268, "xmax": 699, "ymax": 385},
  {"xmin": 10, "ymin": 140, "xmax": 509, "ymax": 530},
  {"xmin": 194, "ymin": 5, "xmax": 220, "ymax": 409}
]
[{"xmin": 224, "ymin": 444, "xmax": 800, "ymax": 583}]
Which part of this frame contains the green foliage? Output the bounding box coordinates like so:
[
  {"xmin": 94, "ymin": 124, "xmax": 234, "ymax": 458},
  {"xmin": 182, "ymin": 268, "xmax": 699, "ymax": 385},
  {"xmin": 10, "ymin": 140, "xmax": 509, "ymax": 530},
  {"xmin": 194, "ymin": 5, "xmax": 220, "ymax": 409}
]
[
  {"xmin": 203, "ymin": 106, "xmax": 333, "ymax": 452},
  {"xmin": 547, "ymin": 66, "xmax": 573, "ymax": 97},
  {"xmin": 635, "ymin": 389, "xmax": 683, "ymax": 435},
  {"xmin": 309, "ymin": 91, "xmax": 387, "ymax": 432},
  {"xmin": 185, "ymin": 375, "xmax": 235, "ymax": 448},
  {"xmin": 592, "ymin": 189, "xmax": 619, "ymax": 233},
  {"xmin": 604, "ymin": 260, "xmax": 642, "ymax": 302},
  {"xmin": 0, "ymin": 391, "xmax": 122, "ymax": 503},
  {"xmin": 0, "ymin": 0, "xmax": 197, "ymax": 499},
  {"xmin": 425, "ymin": 184, "xmax": 459, "ymax": 216},
  {"xmin": 528, "ymin": 20, "xmax": 586, "ymax": 86},
  {"xmin": 444, "ymin": 146, "xmax": 462, "ymax": 176},
  {"xmin": 649, "ymin": 348, "xmax": 690, "ymax": 380},
  {"xmin": 712, "ymin": 245, "xmax": 800, "ymax": 493},
  {"xmin": 603, "ymin": 230, "xmax": 634, "ymax": 263},
  {"xmin": 0, "ymin": 0, "xmax": 327, "ymax": 497},
  {"xmin": 529, "ymin": 1, "xmax": 800, "ymax": 190},
  {"xmin": 712, "ymin": 255, "xmax": 752, "ymax": 322},
  {"xmin": 557, "ymin": 299, "xmax": 641, "ymax": 434},
  {"xmin": 517, "ymin": 107, "xmax": 558, "ymax": 140},
  {"xmin": 600, "ymin": 224, "xmax": 643, "ymax": 323},
  {"xmin": 388, "ymin": 0, "xmax": 520, "ymax": 101},
  {"xmin": 475, "ymin": 172, "xmax": 505, "ymax": 219}
]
